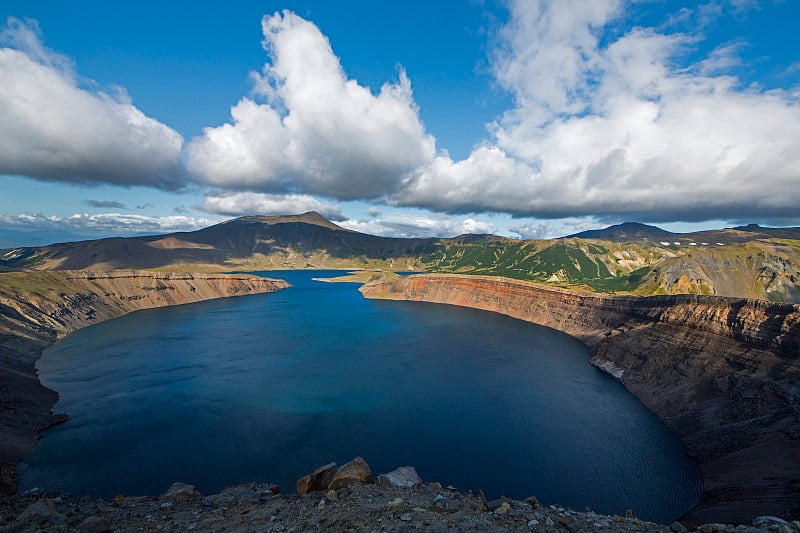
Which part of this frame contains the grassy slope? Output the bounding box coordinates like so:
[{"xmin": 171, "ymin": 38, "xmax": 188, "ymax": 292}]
[{"xmin": 420, "ymin": 238, "xmax": 800, "ymax": 301}]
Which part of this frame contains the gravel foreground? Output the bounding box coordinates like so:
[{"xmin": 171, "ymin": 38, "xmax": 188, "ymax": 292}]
[{"xmin": 2, "ymin": 460, "xmax": 798, "ymax": 533}]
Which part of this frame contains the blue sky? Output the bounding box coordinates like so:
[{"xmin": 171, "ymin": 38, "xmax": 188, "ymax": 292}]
[{"xmin": 1, "ymin": 0, "xmax": 799, "ymax": 246}]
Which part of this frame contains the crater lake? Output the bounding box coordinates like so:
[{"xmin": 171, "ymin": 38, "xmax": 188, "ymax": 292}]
[{"xmin": 19, "ymin": 270, "xmax": 701, "ymax": 522}]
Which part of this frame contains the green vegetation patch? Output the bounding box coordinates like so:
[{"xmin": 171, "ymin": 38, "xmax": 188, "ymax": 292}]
[{"xmin": 0, "ymin": 271, "xmax": 73, "ymax": 298}]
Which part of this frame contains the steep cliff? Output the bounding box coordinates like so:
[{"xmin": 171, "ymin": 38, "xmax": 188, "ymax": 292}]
[
  {"xmin": 0, "ymin": 271, "xmax": 288, "ymax": 495},
  {"xmin": 360, "ymin": 274, "xmax": 800, "ymax": 524}
]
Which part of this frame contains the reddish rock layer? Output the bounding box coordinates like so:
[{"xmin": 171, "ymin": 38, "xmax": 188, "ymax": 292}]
[
  {"xmin": 0, "ymin": 271, "xmax": 288, "ymax": 495},
  {"xmin": 360, "ymin": 274, "xmax": 800, "ymax": 524}
]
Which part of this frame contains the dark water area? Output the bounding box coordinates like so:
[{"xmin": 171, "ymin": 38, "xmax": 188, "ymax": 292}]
[{"xmin": 19, "ymin": 270, "xmax": 701, "ymax": 522}]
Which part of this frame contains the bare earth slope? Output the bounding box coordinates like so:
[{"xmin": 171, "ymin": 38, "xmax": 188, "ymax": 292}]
[
  {"xmin": 360, "ymin": 274, "xmax": 800, "ymax": 524},
  {"xmin": 0, "ymin": 271, "xmax": 288, "ymax": 495}
]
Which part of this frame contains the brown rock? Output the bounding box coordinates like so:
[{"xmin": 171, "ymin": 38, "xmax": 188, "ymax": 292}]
[
  {"xmin": 161, "ymin": 482, "xmax": 202, "ymax": 503},
  {"xmin": 524, "ymin": 495, "xmax": 539, "ymax": 508},
  {"xmin": 296, "ymin": 462, "xmax": 337, "ymax": 496},
  {"xmin": 487, "ymin": 496, "xmax": 513, "ymax": 511},
  {"xmin": 328, "ymin": 456, "xmax": 373, "ymax": 490},
  {"xmin": 495, "ymin": 501, "xmax": 512, "ymax": 515}
]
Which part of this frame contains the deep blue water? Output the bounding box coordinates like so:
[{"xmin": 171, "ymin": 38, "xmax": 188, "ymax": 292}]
[{"xmin": 19, "ymin": 270, "xmax": 700, "ymax": 522}]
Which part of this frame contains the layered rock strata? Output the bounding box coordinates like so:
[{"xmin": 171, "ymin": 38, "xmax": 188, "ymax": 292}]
[
  {"xmin": 0, "ymin": 271, "xmax": 288, "ymax": 495},
  {"xmin": 360, "ymin": 274, "xmax": 800, "ymax": 524}
]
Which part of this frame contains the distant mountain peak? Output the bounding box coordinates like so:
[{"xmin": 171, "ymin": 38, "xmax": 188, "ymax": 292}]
[
  {"xmin": 566, "ymin": 222, "xmax": 673, "ymax": 240},
  {"xmin": 734, "ymin": 224, "xmax": 763, "ymax": 231},
  {"xmin": 224, "ymin": 211, "xmax": 347, "ymax": 232}
]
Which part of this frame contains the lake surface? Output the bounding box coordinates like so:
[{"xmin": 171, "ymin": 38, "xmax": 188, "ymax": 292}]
[{"xmin": 19, "ymin": 270, "xmax": 701, "ymax": 522}]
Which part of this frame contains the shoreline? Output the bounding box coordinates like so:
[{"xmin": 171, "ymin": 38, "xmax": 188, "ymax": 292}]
[
  {"xmin": 360, "ymin": 273, "xmax": 800, "ymax": 524},
  {"xmin": 0, "ymin": 271, "xmax": 289, "ymax": 496}
]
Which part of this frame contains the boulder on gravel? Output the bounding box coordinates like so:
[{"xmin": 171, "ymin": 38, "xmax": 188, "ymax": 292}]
[
  {"xmin": 296, "ymin": 462, "xmax": 337, "ymax": 496},
  {"xmin": 161, "ymin": 482, "xmax": 202, "ymax": 503},
  {"xmin": 329, "ymin": 456, "xmax": 374, "ymax": 490}
]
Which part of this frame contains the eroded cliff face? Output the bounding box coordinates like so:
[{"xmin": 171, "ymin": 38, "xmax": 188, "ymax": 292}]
[
  {"xmin": 0, "ymin": 271, "xmax": 288, "ymax": 495},
  {"xmin": 360, "ymin": 274, "xmax": 800, "ymax": 524}
]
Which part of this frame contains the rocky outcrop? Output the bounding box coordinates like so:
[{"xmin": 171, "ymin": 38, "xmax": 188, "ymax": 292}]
[
  {"xmin": 0, "ymin": 271, "xmax": 288, "ymax": 495},
  {"xmin": 3, "ymin": 462, "xmax": 799, "ymax": 533},
  {"xmin": 360, "ymin": 274, "xmax": 800, "ymax": 524}
]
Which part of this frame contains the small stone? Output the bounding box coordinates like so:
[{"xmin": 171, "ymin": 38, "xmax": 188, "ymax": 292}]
[
  {"xmin": 545, "ymin": 517, "xmax": 555, "ymax": 527},
  {"xmin": 267, "ymin": 484, "xmax": 280, "ymax": 495},
  {"xmin": 379, "ymin": 466, "xmax": 422, "ymax": 488},
  {"xmin": 495, "ymin": 501, "xmax": 512, "ymax": 515},
  {"xmin": 487, "ymin": 496, "xmax": 513, "ymax": 511},
  {"xmin": 328, "ymin": 457, "xmax": 374, "ymax": 490},
  {"xmin": 754, "ymin": 517, "xmax": 789, "ymax": 527},
  {"xmin": 161, "ymin": 482, "xmax": 202, "ymax": 503},
  {"xmin": 317, "ymin": 499, "xmax": 326, "ymax": 509},
  {"xmin": 434, "ymin": 494, "xmax": 446, "ymax": 509},
  {"xmin": 671, "ymin": 521, "xmax": 689, "ymax": 533},
  {"xmin": 326, "ymin": 489, "xmax": 338, "ymax": 502},
  {"xmin": 160, "ymin": 502, "xmax": 174, "ymax": 510},
  {"xmin": 594, "ymin": 522, "xmax": 605, "ymax": 528},
  {"xmin": 400, "ymin": 512, "xmax": 412, "ymax": 522},
  {"xmin": 388, "ymin": 497, "xmax": 404, "ymax": 508},
  {"xmin": 529, "ymin": 519, "xmax": 540, "ymax": 526},
  {"xmin": 78, "ymin": 515, "xmax": 112, "ymax": 533},
  {"xmin": 560, "ymin": 516, "xmax": 575, "ymax": 526},
  {"xmin": 187, "ymin": 522, "xmax": 198, "ymax": 530},
  {"xmin": 525, "ymin": 496, "xmax": 539, "ymax": 508},
  {"xmin": 446, "ymin": 485, "xmax": 457, "ymax": 491},
  {"xmin": 626, "ymin": 509, "xmax": 636, "ymax": 518},
  {"xmin": 296, "ymin": 462, "xmax": 337, "ymax": 496}
]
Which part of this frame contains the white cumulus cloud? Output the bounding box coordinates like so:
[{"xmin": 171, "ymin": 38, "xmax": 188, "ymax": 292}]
[
  {"xmin": 339, "ymin": 215, "xmax": 495, "ymax": 239},
  {"xmin": 0, "ymin": 18, "xmax": 184, "ymax": 188},
  {"xmin": 184, "ymin": 10, "xmax": 435, "ymax": 200},
  {"xmin": 0, "ymin": 212, "xmax": 216, "ymax": 235},
  {"xmin": 199, "ymin": 192, "xmax": 344, "ymax": 220},
  {"xmin": 397, "ymin": 0, "xmax": 800, "ymax": 222}
]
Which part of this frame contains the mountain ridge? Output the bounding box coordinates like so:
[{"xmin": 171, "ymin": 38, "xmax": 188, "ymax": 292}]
[{"xmin": 2, "ymin": 213, "xmax": 799, "ymax": 302}]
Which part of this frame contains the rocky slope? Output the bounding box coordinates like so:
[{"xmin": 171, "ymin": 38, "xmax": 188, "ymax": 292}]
[
  {"xmin": 360, "ymin": 274, "xmax": 800, "ymax": 524},
  {"xmin": 6, "ymin": 458, "xmax": 799, "ymax": 533},
  {"xmin": 0, "ymin": 271, "xmax": 288, "ymax": 496}
]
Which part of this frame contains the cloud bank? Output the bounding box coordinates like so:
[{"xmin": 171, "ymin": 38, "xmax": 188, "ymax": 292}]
[
  {"xmin": 339, "ymin": 215, "xmax": 496, "ymax": 240},
  {"xmin": 0, "ymin": 18, "xmax": 184, "ymax": 188},
  {"xmin": 3, "ymin": 4, "xmax": 800, "ymax": 226},
  {"xmin": 397, "ymin": 0, "xmax": 800, "ymax": 222},
  {"xmin": 0, "ymin": 212, "xmax": 216, "ymax": 236},
  {"xmin": 199, "ymin": 192, "xmax": 344, "ymax": 221}
]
